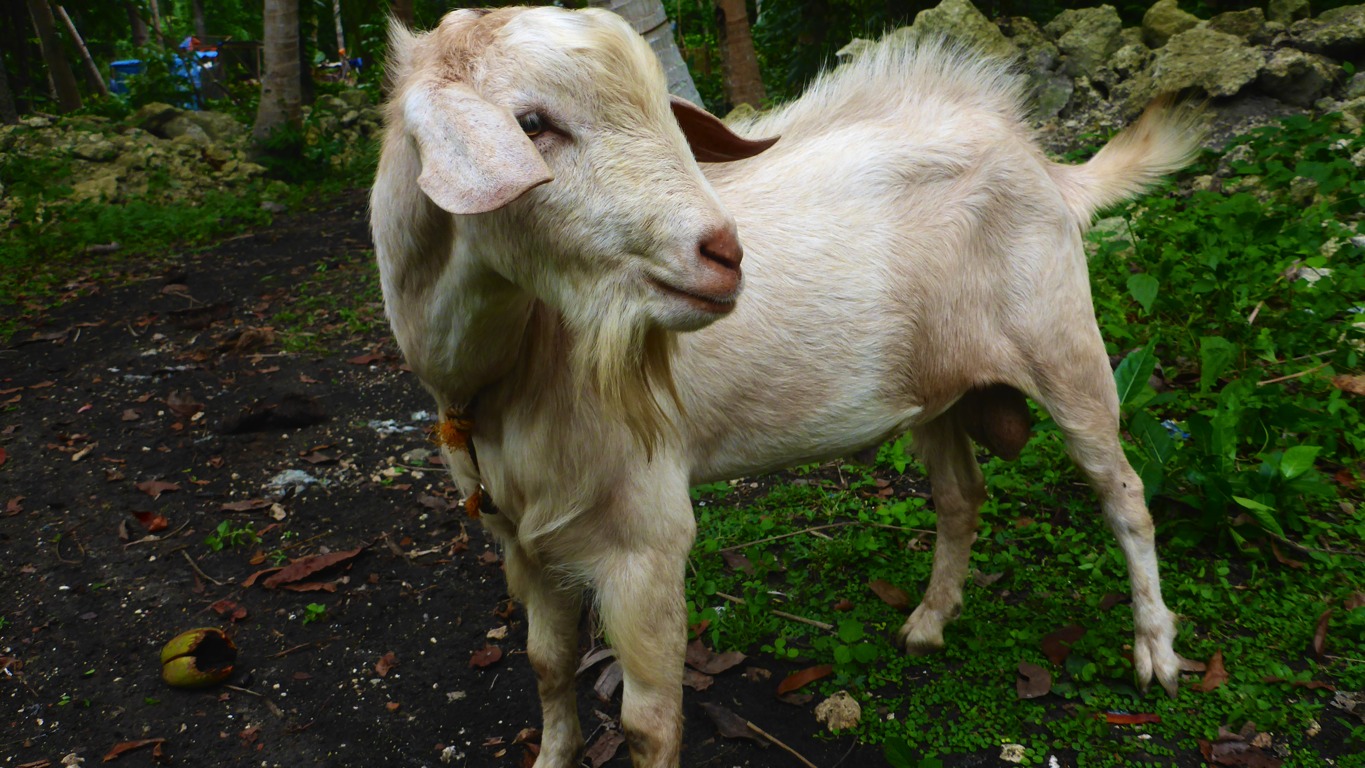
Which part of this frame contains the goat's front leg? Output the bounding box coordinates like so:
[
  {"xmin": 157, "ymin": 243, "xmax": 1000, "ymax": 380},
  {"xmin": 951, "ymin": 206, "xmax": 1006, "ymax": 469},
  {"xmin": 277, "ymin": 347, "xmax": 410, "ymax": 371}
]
[
  {"xmin": 504, "ymin": 542, "xmax": 585, "ymax": 766},
  {"xmin": 592, "ymin": 496, "xmax": 695, "ymax": 767},
  {"xmin": 898, "ymin": 412, "xmax": 985, "ymax": 654}
]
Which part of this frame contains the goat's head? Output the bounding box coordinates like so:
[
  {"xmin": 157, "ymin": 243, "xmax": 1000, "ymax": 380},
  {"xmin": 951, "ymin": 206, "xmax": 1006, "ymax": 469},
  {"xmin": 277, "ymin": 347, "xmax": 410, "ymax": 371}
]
[{"xmin": 385, "ymin": 7, "xmax": 774, "ymax": 443}]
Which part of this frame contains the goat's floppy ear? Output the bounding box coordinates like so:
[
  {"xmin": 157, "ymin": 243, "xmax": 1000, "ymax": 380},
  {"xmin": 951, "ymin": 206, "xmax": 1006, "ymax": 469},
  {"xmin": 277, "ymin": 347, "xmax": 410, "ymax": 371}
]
[
  {"xmin": 670, "ymin": 96, "xmax": 778, "ymax": 162},
  {"xmin": 405, "ymin": 85, "xmax": 553, "ymax": 215}
]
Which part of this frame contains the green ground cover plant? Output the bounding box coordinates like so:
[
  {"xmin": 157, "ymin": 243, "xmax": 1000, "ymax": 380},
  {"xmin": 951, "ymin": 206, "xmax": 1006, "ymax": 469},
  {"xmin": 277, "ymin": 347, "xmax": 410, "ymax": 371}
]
[{"xmin": 685, "ymin": 115, "xmax": 1365, "ymax": 765}]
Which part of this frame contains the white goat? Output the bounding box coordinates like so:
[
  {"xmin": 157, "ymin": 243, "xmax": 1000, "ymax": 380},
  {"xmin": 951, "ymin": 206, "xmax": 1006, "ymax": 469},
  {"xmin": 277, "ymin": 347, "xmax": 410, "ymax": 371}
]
[{"xmin": 372, "ymin": 7, "xmax": 1201, "ymax": 766}]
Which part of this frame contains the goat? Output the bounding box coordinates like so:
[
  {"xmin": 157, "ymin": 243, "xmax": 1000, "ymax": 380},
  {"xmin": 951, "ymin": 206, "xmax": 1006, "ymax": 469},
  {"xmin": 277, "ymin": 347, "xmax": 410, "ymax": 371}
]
[{"xmin": 371, "ymin": 7, "xmax": 1202, "ymax": 766}]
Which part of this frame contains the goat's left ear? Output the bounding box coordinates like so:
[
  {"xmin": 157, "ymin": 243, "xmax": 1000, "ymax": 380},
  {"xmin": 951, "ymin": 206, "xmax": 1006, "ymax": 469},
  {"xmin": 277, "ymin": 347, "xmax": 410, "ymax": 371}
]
[{"xmin": 670, "ymin": 96, "xmax": 778, "ymax": 162}]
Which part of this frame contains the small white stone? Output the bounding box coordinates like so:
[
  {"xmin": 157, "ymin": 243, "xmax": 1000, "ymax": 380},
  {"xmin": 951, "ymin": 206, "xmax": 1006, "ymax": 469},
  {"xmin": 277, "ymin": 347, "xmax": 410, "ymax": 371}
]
[{"xmin": 1001, "ymin": 744, "xmax": 1027, "ymax": 763}]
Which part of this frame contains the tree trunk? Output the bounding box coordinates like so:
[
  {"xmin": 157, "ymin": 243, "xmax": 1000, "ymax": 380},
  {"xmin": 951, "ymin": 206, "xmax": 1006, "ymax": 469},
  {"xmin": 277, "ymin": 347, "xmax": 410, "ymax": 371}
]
[
  {"xmin": 125, "ymin": 1, "xmax": 148, "ymax": 47},
  {"xmin": 191, "ymin": 0, "xmax": 206, "ymax": 39},
  {"xmin": 332, "ymin": 0, "xmax": 346, "ymax": 57},
  {"xmin": 148, "ymin": 0, "xmax": 162, "ymax": 42},
  {"xmin": 0, "ymin": 54, "xmax": 19, "ymax": 124},
  {"xmin": 55, "ymin": 4, "xmax": 109, "ymax": 98},
  {"xmin": 253, "ymin": 0, "xmax": 302, "ymax": 143},
  {"xmin": 25, "ymin": 0, "xmax": 82, "ymax": 113},
  {"xmin": 391, "ymin": 0, "xmax": 413, "ymax": 27},
  {"xmin": 587, "ymin": 0, "xmax": 701, "ymax": 105},
  {"xmin": 715, "ymin": 0, "xmax": 764, "ymax": 109}
]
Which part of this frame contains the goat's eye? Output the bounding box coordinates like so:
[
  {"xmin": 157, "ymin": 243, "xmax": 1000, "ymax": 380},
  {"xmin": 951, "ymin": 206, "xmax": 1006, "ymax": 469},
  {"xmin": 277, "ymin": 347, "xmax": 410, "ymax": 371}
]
[{"xmin": 517, "ymin": 112, "xmax": 545, "ymax": 137}]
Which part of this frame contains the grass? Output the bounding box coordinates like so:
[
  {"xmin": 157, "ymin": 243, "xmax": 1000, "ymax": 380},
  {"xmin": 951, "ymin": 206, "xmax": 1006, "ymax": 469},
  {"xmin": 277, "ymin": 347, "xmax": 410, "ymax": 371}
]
[{"xmin": 686, "ymin": 114, "xmax": 1365, "ymax": 766}]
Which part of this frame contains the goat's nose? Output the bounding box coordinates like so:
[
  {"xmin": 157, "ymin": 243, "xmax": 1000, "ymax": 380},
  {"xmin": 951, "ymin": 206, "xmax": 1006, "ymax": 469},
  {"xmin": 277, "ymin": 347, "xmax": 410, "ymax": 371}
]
[{"xmin": 699, "ymin": 227, "xmax": 744, "ymax": 272}]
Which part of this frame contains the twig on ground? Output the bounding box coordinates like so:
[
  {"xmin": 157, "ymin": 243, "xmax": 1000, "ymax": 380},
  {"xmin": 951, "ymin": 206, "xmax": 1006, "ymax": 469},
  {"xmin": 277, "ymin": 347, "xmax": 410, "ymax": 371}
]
[
  {"xmin": 744, "ymin": 720, "xmax": 819, "ymax": 768},
  {"xmin": 223, "ymin": 684, "xmax": 284, "ymax": 718},
  {"xmin": 269, "ymin": 636, "xmax": 340, "ymax": 660},
  {"xmin": 122, "ymin": 520, "xmax": 191, "ymax": 547},
  {"xmin": 715, "ymin": 521, "xmax": 933, "ymax": 555},
  {"xmin": 715, "ymin": 592, "xmax": 834, "ymax": 632},
  {"xmin": 182, "ymin": 550, "xmax": 224, "ymax": 586},
  {"xmin": 1257, "ymin": 362, "xmax": 1329, "ymax": 387}
]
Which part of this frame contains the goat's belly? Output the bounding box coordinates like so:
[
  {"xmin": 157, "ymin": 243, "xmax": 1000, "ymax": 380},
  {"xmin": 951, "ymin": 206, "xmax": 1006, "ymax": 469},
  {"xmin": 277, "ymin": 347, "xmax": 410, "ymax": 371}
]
[{"xmin": 687, "ymin": 401, "xmax": 927, "ymax": 484}]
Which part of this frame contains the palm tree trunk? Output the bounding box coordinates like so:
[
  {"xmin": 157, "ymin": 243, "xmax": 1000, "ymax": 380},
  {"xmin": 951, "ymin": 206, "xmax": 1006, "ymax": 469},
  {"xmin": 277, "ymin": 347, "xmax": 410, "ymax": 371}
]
[
  {"xmin": 715, "ymin": 0, "xmax": 764, "ymax": 109},
  {"xmin": 587, "ymin": 0, "xmax": 701, "ymax": 104},
  {"xmin": 124, "ymin": 0, "xmax": 148, "ymax": 46},
  {"xmin": 25, "ymin": 0, "xmax": 82, "ymax": 113},
  {"xmin": 191, "ymin": 0, "xmax": 207, "ymax": 39},
  {"xmin": 253, "ymin": 0, "xmax": 302, "ymax": 143},
  {"xmin": 391, "ymin": 0, "xmax": 413, "ymax": 27}
]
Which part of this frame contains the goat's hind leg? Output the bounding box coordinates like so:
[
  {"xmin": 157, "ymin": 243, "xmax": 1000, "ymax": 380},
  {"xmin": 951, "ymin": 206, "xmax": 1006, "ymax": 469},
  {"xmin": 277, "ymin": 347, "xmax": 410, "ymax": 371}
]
[
  {"xmin": 504, "ymin": 543, "xmax": 585, "ymax": 767},
  {"xmin": 1032, "ymin": 343, "xmax": 1180, "ymax": 697},
  {"xmin": 898, "ymin": 410, "xmax": 987, "ymax": 655}
]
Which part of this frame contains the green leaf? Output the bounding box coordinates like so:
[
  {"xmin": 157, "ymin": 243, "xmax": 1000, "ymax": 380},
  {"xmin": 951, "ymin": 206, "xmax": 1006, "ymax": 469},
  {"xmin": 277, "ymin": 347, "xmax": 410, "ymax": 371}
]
[
  {"xmin": 1233, "ymin": 496, "xmax": 1286, "ymax": 538},
  {"xmin": 1199, "ymin": 337, "xmax": 1237, "ymax": 393},
  {"xmin": 1279, "ymin": 445, "xmax": 1321, "ymax": 480},
  {"xmin": 883, "ymin": 738, "xmax": 915, "ymax": 768},
  {"xmin": 1114, "ymin": 342, "xmax": 1158, "ymax": 409},
  {"xmin": 1126, "ymin": 273, "xmax": 1159, "ymax": 313}
]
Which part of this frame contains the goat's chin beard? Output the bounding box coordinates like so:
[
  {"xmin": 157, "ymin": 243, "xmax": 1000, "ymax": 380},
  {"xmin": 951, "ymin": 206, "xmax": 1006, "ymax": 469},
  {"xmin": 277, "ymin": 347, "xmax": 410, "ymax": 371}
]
[{"xmin": 566, "ymin": 296, "xmax": 680, "ymax": 455}]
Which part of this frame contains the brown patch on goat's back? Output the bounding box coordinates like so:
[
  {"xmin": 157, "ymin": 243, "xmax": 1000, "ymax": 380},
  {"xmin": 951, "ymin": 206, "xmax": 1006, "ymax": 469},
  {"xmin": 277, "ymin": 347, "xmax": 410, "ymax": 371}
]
[{"xmin": 956, "ymin": 384, "xmax": 1032, "ymax": 460}]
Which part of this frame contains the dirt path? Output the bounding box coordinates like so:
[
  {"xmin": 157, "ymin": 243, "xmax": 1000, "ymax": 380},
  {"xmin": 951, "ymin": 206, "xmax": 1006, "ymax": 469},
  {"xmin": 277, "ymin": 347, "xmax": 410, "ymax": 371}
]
[{"xmin": 1, "ymin": 193, "xmax": 890, "ymax": 768}]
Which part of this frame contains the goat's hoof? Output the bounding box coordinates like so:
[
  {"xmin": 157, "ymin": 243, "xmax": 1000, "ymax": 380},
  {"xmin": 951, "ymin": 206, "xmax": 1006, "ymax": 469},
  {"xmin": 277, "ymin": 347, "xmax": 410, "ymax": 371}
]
[
  {"xmin": 1132, "ymin": 629, "xmax": 1181, "ymax": 698},
  {"xmin": 896, "ymin": 614, "xmax": 945, "ymax": 656}
]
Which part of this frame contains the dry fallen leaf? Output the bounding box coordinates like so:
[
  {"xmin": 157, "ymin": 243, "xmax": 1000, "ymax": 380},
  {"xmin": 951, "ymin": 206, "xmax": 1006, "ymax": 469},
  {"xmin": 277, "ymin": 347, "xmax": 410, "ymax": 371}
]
[
  {"xmin": 776, "ymin": 664, "xmax": 834, "ymax": 696},
  {"xmin": 1197, "ymin": 650, "xmax": 1229, "ymax": 692},
  {"xmin": 135, "ymin": 480, "xmax": 180, "ymax": 499},
  {"xmin": 262, "ymin": 546, "xmax": 364, "ymax": 589},
  {"xmin": 683, "ymin": 667, "xmax": 714, "ymax": 691},
  {"xmin": 1016, "ymin": 661, "xmax": 1052, "ymax": 699},
  {"xmin": 102, "ymin": 737, "xmax": 166, "ymax": 761},
  {"xmin": 1346, "ymin": 591, "xmax": 1365, "ymax": 611},
  {"xmin": 0, "ymin": 446, "xmax": 8, "ymax": 468},
  {"xmin": 376, "ymin": 652, "xmax": 399, "ymax": 677},
  {"xmin": 133, "ymin": 511, "xmax": 169, "ymax": 533},
  {"xmin": 1313, "ymin": 609, "xmax": 1332, "ymax": 658},
  {"xmin": 469, "ymin": 644, "xmax": 503, "ymax": 669},
  {"xmin": 1106, "ymin": 712, "xmax": 1161, "ymax": 725},
  {"xmin": 869, "ymin": 579, "xmax": 911, "ymax": 611},
  {"xmin": 165, "ymin": 390, "xmax": 204, "ymax": 419},
  {"xmin": 4, "ymin": 496, "xmax": 23, "ymax": 517},
  {"xmin": 594, "ymin": 661, "xmax": 623, "ymax": 702},
  {"xmin": 584, "ymin": 730, "xmax": 625, "ymax": 768},
  {"xmin": 1269, "ymin": 541, "xmax": 1305, "ymax": 570},
  {"xmin": 210, "ymin": 599, "xmax": 247, "ymax": 622},
  {"xmin": 221, "ymin": 499, "xmax": 271, "ymax": 512},
  {"xmin": 698, "ymin": 703, "xmax": 765, "ymax": 745},
  {"xmin": 1332, "ymin": 374, "xmax": 1365, "ymax": 397},
  {"xmin": 1041, "ymin": 624, "xmax": 1086, "ymax": 666},
  {"xmin": 684, "ymin": 638, "xmax": 745, "ymax": 675}
]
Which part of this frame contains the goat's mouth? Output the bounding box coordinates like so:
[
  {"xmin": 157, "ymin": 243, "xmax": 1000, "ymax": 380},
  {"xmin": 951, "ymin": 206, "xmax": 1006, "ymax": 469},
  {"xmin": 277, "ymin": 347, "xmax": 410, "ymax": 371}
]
[{"xmin": 647, "ymin": 277, "xmax": 738, "ymax": 315}]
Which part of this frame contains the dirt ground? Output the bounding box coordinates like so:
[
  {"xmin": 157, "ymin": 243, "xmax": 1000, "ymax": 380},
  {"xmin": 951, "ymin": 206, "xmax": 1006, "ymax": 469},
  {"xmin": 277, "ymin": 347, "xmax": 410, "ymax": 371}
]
[
  {"xmin": 1, "ymin": 192, "xmax": 916, "ymax": 768},
  {"xmin": 5, "ymin": 192, "xmax": 1353, "ymax": 768}
]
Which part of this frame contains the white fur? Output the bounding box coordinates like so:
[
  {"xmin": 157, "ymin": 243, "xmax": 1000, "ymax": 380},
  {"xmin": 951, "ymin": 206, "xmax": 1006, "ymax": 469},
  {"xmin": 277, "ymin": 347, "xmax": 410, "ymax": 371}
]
[{"xmin": 372, "ymin": 8, "xmax": 1202, "ymax": 766}]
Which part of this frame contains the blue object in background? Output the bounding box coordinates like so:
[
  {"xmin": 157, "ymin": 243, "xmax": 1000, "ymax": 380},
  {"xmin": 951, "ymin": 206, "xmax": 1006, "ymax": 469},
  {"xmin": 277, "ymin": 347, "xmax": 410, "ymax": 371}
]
[{"xmin": 108, "ymin": 50, "xmax": 218, "ymax": 109}]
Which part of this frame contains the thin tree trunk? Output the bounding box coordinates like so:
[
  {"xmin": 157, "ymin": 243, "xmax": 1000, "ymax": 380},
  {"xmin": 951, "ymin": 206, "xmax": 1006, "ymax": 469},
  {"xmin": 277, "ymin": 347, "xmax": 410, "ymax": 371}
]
[
  {"xmin": 191, "ymin": 0, "xmax": 206, "ymax": 39},
  {"xmin": 253, "ymin": 0, "xmax": 302, "ymax": 143},
  {"xmin": 391, "ymin": 0, "xmax": 413, "ymax": 27},
  {"xmin": 715, "ymin": 0, "xmax": 764, "ymax": 108},
  {"xmin": 55, "ymin": 4, "xmax": 109, "ymax": 97},
  {"xmin": 587, "ymin": 0, "xmax": 701, "ymax": 104},
  {"xmin": 0, "ymin": 54, "xmax": 19, "ymax": 124},
  {"xmin": 25, "ymin": 0, "xmax": 82, "ymax": 113},
  {"xmin": 125, "ymin": 1, "xmax": 148, "ymax": 47},
  {"xmin": 148, "ymin": 0, "xmax": 162, "ymax": 42},
  {"xmin": 332, "ymin": 0, "xmax": 346, "ymax": 56}
]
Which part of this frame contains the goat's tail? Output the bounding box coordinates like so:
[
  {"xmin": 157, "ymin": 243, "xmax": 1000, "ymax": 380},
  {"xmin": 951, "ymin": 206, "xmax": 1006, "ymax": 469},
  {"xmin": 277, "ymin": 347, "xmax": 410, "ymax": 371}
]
[{"xmin": 1048, "ymin": 96, "xmax": 1206, "ymax": 223}]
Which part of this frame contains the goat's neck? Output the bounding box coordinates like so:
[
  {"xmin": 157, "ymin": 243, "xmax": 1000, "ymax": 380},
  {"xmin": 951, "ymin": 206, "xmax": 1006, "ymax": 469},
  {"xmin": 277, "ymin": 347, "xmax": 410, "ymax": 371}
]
[{"xmin": 383, "ymin": 240, "xmax": 537, "ymax": 412}]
